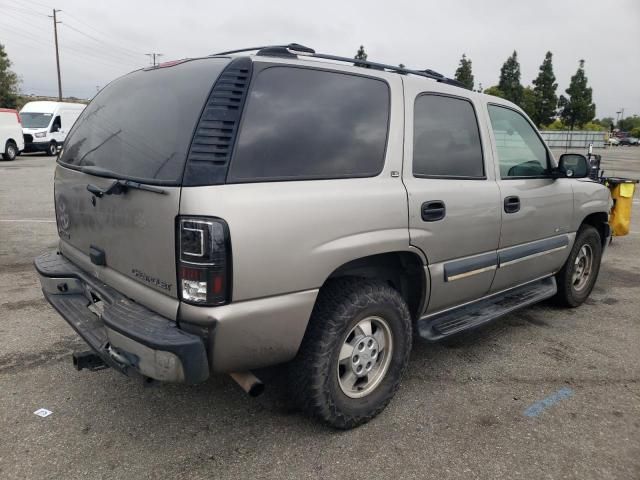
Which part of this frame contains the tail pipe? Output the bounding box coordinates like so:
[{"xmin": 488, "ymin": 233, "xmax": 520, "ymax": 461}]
[{"xmin": 229, "ymin": 371, "xmax": 264, "ymax": 397}]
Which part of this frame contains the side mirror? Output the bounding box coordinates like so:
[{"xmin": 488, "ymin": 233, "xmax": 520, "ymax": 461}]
[
  {"xmin": 558, "ymin": 153, "xmax": 589, "ymax": 179},
  {"xmin": 50, "ymin": 124, "xmax": 59, "ymax": 133}
]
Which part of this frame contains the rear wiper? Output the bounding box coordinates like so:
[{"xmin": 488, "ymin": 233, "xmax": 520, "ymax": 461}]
[{"xmin": 87, "ymin": 179, "xmax": 166, "ymax": 197}]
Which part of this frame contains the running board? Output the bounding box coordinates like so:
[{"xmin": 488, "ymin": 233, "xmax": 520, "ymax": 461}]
[{"xmin": 418, "ymin": 277, "xmax": 557, "ymax": 341}]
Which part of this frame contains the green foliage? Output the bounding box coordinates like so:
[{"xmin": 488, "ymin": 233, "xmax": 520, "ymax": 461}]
[
  {"xmin": 0, "ymin": 43, "xmax": 20, "ymax": 109},
  {"xmin": 593, "ymin": 117, "xmax": 615, "ymax": 131},
  {"xmin": 454, "ymin": 54, "xmax": 474, "ymax": 90},
  {"xmin": 619, "ymin": 116, "xmax": 640, "ymax": 132},
  {"xmin": 530, "ymin": 51, "xmax": 558, "ymax": 127},
  {"xmin": 498, "ymin": 50, "xmax": 524, "ymax": 106},
  {"xmin": 521, "ymin": 86, "xmax": 536, "ymax": 120},
  {"xmin": 582, "ymin": 122, "xmax": 606, "ymax": 131},
  {"xmin": 354, "ymin": 45, "xmax": 368, "ymax": 61},
  {"xmin": 558, "ymin": 59, "xmax": 596, "ymax": 128},
  {"xmin": 543, "ymin": 119, "xmax": 567, "ymax": 130},
  {"xmin": 631, "ymin": 127, "xmax": 640, "ymax": 138},
  {"xmin": 483, "ymin": 85, "xmax": 505, "ymax": 99}
]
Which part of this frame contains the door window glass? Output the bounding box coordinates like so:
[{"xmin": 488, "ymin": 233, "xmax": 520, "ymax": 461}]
[
  {"xmin": 488, "ymin": 105, "xmax": 549, "ymax": 178},
  {"xmin": 413, "ymin": 94, "xmax": 484, "ymax": 178}
]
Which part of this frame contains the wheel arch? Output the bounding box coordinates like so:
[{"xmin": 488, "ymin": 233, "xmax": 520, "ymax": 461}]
[
  {"xmin": 324, "ymin": 251, "xmax": 428, "ymax": 321},
  {"xmin": 580, "ymin": 211, "xmax": 609, "ymax": 247}
]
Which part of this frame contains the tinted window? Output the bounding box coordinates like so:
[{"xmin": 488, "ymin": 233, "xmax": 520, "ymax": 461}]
[
  {"xmin": 413, "ymin": 94, "xmax": 484, "ymax": 178},
  {"xmin": 488, "ymin": 105, "xmax": 549, "ymax": 178},
  {"xmin": 59, "ymin": 58, "xmax": 229, "ymax": 184},
  {"xmin": 227, "ymin": 67, "xmax": 389, "ymax": 182}
]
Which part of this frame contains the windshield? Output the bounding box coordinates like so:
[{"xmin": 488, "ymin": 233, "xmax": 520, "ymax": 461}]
[
  {"xmin": 21, "ymin": 112, "xmax": 53, "ymax": 129},
  {"xmin": 59, "ymin": 57, "xmax": 229, "ymax": 185}
]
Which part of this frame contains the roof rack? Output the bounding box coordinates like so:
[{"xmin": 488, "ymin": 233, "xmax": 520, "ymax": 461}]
[{"xmin": 210, "ymin": 43, "xmax": 465, "ymax": 88}]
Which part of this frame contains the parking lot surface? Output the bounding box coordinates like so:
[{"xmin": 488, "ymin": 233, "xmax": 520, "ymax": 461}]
[{"xmin": 1, "ymin": 149, "xmax": 639, "ymax": 479}]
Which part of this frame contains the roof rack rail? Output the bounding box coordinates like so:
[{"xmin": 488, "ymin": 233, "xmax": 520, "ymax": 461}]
[{"xmin": 209, "ymin": 43, "xmax": 465, "ymax": 88}]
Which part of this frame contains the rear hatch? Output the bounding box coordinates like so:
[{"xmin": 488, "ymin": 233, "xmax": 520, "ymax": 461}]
[{"xmin": 54, "ymin": 57, "xmax": 230, "ymax": 318}]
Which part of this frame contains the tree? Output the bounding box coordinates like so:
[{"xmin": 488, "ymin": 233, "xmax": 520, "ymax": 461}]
[
  {"xmin": 354, "ymin": 45, "xmax": 368, "ymax": 67},
  {"xmin": 498, "ymin": 50, "xmax": 524, "ymax": 106},
  {"xmin": 558, "ymin": 59, "xmax": 596, "ymax": 129},
  {"xmin": 521, "ymin": 86, "xmax": 536, "ymax": 120},
  {"xmin": 483, "ymin": 85, "xmax": 505, "ymax": 99},
  {"xmin": 0, "ymin": 43, "xmax": 20, "ymax": 109},
  {"xmin": 594, "ymin": 117, "xmax": 615, "ymax": 131},
  {"xmin": 619, "ymin": 115, "xmax": 640, "ymax": 132},
  {"xmin": 530, "ymin": 51, "xmax": 558, "ymax": 127},
  {"xmin": 454, "ymin": 54, "xmax": 474, "ymax": 90}
]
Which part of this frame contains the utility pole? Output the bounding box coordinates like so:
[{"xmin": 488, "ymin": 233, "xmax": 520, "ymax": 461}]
[
  {"xmin": 145, "ymin": 53, "xmax": 163, "ymax": 67},
  {"xmin": 49, "ymin": 9, "xmax": 63, "ymax": 101}
]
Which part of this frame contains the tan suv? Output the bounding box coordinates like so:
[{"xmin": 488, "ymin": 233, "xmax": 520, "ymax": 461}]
[{"xmin": 36, "ymin": 44, "xmax": 611, "ymax": 429}]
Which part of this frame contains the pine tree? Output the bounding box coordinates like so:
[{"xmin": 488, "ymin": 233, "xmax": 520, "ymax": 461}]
[
  {"xmin": 454, "ymin": 54, "xmax": 474, "ymax": 90},
  {"xmin": 521, "ymin": 87, "xmax": 536, "ymax": 120},
  {"xmin": 354, "ymin": 45, "xmax": 368, "ymax": 68},
  {"xmin": 0, "ymin": 43, "xmax": 20, "ymax": 109},
  {"xmin": 558, "ymin": 59, "xmax": 596, "ymax": 129},
  {"xmin": 498, "ymin": 50, "xmax": 524, "ymax": 106},
  {"xmin": 530, "ymin": 51, "xmax": 558, "ymax": 127}
]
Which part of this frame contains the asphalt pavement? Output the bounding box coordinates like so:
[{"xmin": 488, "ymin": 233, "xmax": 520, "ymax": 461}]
[{"xmin": 1, "ymin": 148, "xmax": 639, "ymax": 479}]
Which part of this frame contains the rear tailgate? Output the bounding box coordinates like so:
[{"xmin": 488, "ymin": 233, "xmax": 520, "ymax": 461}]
[{"xmin": 54, "ymin": 57, "xmax": 230, "ymax": 319}]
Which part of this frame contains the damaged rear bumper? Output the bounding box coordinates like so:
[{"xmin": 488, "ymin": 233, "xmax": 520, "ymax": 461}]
[{"xmin": 34, "ymin": 251, "xmax": 209, "ymax": 384}]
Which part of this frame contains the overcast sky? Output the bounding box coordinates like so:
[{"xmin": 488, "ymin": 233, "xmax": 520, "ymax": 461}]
[{"xmin": 2, "ymin": 0, "xmax": 639, "ymax": 119}]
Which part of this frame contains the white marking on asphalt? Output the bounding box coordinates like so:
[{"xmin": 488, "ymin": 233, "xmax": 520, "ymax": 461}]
[{"xmin": 0, "ymin": 219, "xmax": 55, "ymax": 223}]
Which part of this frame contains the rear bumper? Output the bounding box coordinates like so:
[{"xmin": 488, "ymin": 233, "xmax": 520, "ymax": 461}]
[{"xmin": 35, "ymin": 251, "xmax": 209, "ymax": 383}]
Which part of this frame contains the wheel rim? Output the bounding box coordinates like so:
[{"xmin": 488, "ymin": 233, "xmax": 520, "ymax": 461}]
[
  {"xmin": 336, "ymin": 315, "xmax": 393, "ymax": 399},
  {"xmin": 572, "ymin": 244, "xmax": 593, "ymax": 292},
  {"xmin": 49, "ymin": 144, "xmax": 56, "ymax": 155},
  {"xmin": 7, "ymin": 145, "xmax": 16, "ymax": 159}
]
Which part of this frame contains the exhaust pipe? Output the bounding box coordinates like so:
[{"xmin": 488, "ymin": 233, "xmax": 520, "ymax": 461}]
[{"xmin": 229, "ymin": 371, "xmax": 265, "ymax": 397}]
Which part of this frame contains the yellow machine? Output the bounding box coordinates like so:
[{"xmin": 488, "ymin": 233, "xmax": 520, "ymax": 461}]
[{"xmin": 606, "ymin": 178, "xmax": 637, "ymax": 236}]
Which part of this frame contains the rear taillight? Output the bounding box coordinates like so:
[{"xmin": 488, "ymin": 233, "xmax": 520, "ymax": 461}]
[
  {"xmin": 177, "ymin": 217, "xmax": 231, "ymax": 306},
  {"xmin": 15, "ymin": 112, "xmax": 21, "ymax": 125}
]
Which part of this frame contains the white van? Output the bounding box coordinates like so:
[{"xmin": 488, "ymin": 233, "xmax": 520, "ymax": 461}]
[
  {"xmin": 0, "ymin": 108, "xmax": 24, "ymax": 161},
  {"xmin": 20, "ymin": 101, "xmax": 86, "ymax": 155}
]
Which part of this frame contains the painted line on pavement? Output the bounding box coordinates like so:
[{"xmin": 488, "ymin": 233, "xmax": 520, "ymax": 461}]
[{"xmin": 523, "ymin": 387, "xmax": 574, "ymax": 418}]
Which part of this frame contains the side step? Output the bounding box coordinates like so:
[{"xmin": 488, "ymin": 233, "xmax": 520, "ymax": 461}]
[{"xmin": 418, "ymin": 277, "xmax": 557, "ymax": 341}]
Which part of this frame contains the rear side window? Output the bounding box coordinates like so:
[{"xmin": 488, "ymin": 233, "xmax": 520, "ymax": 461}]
[
  {"xmin": 227, "ymin": 67, "xmax": 390, "ymax": 182},
  {"xmin": 59, "ymin": 58, "xmax": 229, "ymax": 184},
  {"xmin": 413, "ymin": 94, "xmax": 484, "ymax": 178}
]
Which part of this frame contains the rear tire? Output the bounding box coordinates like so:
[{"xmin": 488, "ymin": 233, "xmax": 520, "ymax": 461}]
[
  {"xmin": 46, "ymin": 141, "xmax": 57, "ymax": 156},
  {"xmin": 2, "ymin": 141, "xmax": 17, "ymax": 161},
  {"xmin": 554, "ymin": 225, "xmax": 602, "ymax": 307},
  {"xmin": 290, "ymin": 278, "xmax": 412, "ymax": 429}
]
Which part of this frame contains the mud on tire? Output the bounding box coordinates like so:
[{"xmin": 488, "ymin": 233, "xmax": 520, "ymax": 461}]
[{"xmin": 290, "ymin": 277, "xmax": 412, "ymax": 429}]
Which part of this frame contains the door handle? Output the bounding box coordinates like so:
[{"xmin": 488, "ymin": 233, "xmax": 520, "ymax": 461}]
[
  {"xmin": 504, "ymin": 196, "xmax": 520, "ymax": 213},
  {"xmin": 421, "ymin": 200, "xmax": 446, "ymax": 222}
]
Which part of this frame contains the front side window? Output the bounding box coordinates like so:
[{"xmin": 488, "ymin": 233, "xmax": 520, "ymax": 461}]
[
  {"xmin": 488, "ymin": 105, "xmax": 549, "ymax": 178},
  {"xmin": 413, "ymin": 94, "xmax": 484, "ymax": 178},
  {"xmin": 227, "ymin": 67, "xmax": 390, "ymax": 182}
]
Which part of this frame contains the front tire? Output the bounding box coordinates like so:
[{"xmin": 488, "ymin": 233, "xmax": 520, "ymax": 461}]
[
  {"xmin": 291, "ymin": 278, "xmax": 412, "ymax": 429},
  {"xmin": 2, "ymin": 141, "xmax": 17, "ymax": 161},
  {"xmin": 46, "ymin": 141, "xmax": 57, "ymax": 156},
  {"xmin": 555, "ymin": 225, "xmax": 602, "ymax": 307}
]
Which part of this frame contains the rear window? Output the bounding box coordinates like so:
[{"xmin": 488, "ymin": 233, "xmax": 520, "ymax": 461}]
[
  {"xmin": 227, "ymin": 66, "xmax": 390, "ymax": 182},
  {"xmin": 59, "ymin": 58, "xmax": 229, "ymax": 184}
]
